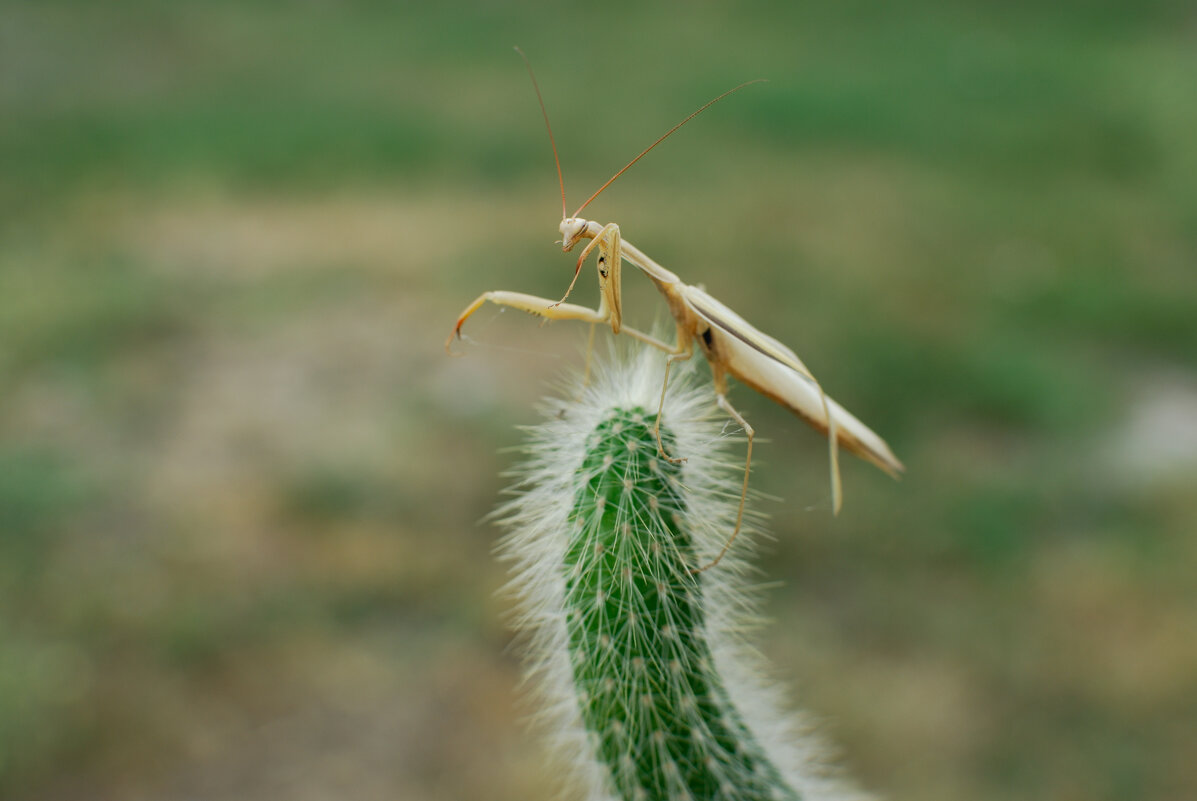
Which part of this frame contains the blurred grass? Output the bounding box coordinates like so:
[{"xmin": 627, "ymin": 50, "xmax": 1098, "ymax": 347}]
[{"xmin": 1, "ymin": 1, "xmax": 1196, "ymax": 800}]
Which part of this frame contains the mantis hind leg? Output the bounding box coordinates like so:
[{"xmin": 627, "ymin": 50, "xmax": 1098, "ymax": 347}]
[
  {"xmin": 825, "ymin": 392, "xmax": 842, "ymax": 515},
  {"xmin": 692, "ymin": 386, "xmax": 754, "ymax": 574},
  {"xmin": 799, "ymin": 369, "xmax": 842, "ymax": 515}
]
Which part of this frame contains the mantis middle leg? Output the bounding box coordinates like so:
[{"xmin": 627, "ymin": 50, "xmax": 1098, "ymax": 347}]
[
  {"xmin": 446, "ymin": 290, "xmax": 672, "ymax": 355},
  {"xmin": 692, "ymin": 367, "xmax": 754, "ymax": 574},
  {"xmin": 653, "ymin": 326, "xmax": 694, "ymax": 465}
]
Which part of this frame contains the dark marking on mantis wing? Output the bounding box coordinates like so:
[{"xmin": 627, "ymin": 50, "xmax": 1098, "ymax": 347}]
[{"xmin": 687, "ymin": 295, "xmax": 818, "ymax": 387}]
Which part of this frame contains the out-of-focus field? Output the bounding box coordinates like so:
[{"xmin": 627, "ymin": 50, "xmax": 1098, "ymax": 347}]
[{"xmin": 2, "ymin": 2, "xmax": 1195, "ymax": 800}]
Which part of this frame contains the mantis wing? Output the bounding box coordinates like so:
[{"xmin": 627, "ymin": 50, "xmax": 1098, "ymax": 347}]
[{"xmin": 681, "ymin": 285, "xmax": 904, "ymax": 478}]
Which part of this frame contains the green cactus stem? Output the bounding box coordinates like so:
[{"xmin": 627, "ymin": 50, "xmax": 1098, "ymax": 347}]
[
  {"xmin": 495, "ymin": 347, "xmax": 863, "ymax": 801},
  {"xmin": 564, "ymin": 406, "xmax": 797, "ymax": 800}
]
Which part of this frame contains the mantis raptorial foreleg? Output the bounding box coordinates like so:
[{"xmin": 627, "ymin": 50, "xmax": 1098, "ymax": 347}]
[
  {"xmin": 553, "ymin": 222, "xmax": 622, "ymax": 334},
  {"xmin": 550, "ymin": 222, "xmax": 623, "ymax": 390}
]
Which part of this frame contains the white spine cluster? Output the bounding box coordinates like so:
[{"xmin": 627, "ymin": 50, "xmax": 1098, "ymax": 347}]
[{"xmin": 494, "ymin": 344, "xmax": 868, "ymax": 801}]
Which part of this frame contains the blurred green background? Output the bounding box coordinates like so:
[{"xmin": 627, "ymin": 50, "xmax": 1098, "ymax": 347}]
[{"xmin": 2, "ymin": 1, "xmax": 1195, "ymax": 799}]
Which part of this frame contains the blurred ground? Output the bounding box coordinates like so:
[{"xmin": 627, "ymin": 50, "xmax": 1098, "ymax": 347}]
[{"xmin": 1, "ymin": 2, "xmax": 1196, "ymax": 800}]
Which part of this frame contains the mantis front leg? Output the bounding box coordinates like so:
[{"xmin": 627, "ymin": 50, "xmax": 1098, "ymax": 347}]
[{"xmin": 553, "ymin": 223, "xmax": 622, "ymax": 334}]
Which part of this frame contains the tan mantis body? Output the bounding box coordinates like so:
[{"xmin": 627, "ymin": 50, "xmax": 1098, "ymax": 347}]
[{"xmin": 447, "ymin": 56, "xmax": 903, "ymax": 570}]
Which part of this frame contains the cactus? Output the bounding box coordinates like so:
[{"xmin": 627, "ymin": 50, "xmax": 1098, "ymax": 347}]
[{"xmin": 496, "ymin": 345, "xmax": 865, "ymax": 801}]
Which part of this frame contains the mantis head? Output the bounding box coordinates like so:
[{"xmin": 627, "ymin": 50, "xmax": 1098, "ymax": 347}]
[{"xmin": 559, "ymin": 217, "xmax": 589, "ymax": 251}]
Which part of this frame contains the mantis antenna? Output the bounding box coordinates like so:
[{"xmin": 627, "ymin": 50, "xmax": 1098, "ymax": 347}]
[
  {"xmin": 515, "ymin": 46, "xmax": 765, "ymax": 220},
  {"xmin": 572, "ymin": 78, "xmax": 766, "ymax": 218},
  {"xmin": 514, "ymin": 47, "xmax": 567, "ymax": 221}
]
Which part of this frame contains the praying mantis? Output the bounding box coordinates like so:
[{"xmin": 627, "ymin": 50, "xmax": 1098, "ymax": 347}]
[{"xmin": 447, "ymin": 51, "xmax": 903, "ymax": 570}]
